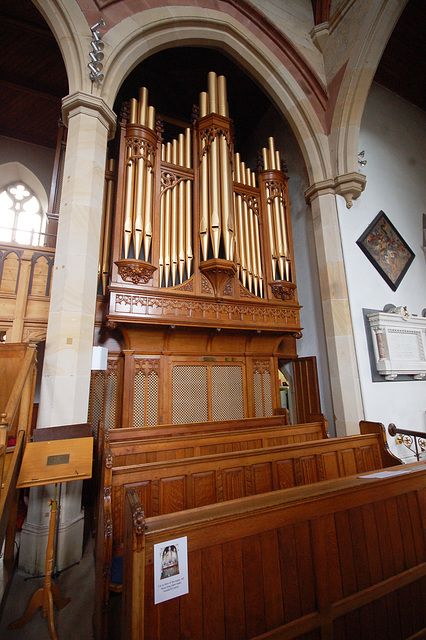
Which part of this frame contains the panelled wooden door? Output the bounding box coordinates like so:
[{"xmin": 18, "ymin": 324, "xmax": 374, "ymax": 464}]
[{"xmin": 293, "ymin": 356, "xmax": 321, "ymax": 423}]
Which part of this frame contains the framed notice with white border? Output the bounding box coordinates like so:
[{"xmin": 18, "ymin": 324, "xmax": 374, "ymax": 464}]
[{"xmin": 154, "ymin": 536, "xmax": 189, "ymax": 604}]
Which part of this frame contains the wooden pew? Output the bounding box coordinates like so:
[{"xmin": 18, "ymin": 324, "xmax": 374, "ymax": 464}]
[
  {"xmin": 106, "ymin": 432, "xmax": 401, "ymax": 553},
  {"xmin": 122, "ymin": 461, "xmax": 426, "ymax": 640},
  {"xmin": 106, "ymin": 418, "xmax": 329, "ymax": 466},
  {"xmin": 94, "ymin": 431, "xmax": 402, "ymax": 638},
  {"xmin": 95, "ymin": 414, "xmax": 294, "ymax": 506},
  {"xmin": 97, "ymin": 413, "xmax": 293, "ymax": 466}
]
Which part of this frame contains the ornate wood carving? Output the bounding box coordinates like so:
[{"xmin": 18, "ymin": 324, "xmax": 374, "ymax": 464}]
[
  {"xmin": 269, "ymin": 280, "xmax": 296, "ymax": 300},
  {"xmin": 115, "ymin": 259, "xmax": 157, "ymax": 285},
  {"xmin": 199, "ymin": 258, "xmax": 237, "ymax": 297}
]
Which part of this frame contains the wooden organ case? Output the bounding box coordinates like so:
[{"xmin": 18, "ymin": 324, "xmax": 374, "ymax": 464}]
[{"xmin": 94, "ymin": 72, "xmax": 311, "ymax": 430}]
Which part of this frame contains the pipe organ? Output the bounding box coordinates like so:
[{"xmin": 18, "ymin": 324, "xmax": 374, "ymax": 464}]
[{"xmin": 93, "ymin": 72, "xmax": 306, "ymax": 428}]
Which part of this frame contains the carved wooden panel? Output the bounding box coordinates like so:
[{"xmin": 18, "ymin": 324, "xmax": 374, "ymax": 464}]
[
  {"xmin": 159, "ymin": 476, "xmax": 186, "ymax": 514},
  {"xmin": 321, "ymin": 451, "xmax": 340, "ymax": 479},
  {"xmin": 251, "ymin": 462, "xmax": 274, "ymax": 495},
  {"xmin": 300, "ymin": 456, "xmax": 319, "ymax": 484},
  {"xmin": 276, "ymin": 459, "xmax": 296, "ymax": 489},
  {"xmin": 222, "ymin": 467, "xmax": 245, "ymax": 501},
  {"xmin": 339, "ymin": 448, "xmax": 358, "ymax": 476},
  {"xmin": 0, "ymin": 249, "xmax": 20, "ymax": 293},
  {"xmin": 29, "ymin": 253, "xmax": 53, "ymax": 296},
  {"xmin": 192, "ymin": 471, "xmax": 217, "ymax": 508},
  {"xmin": 253, "ymin": 360, "xmax": 273, "ymax": 417}
]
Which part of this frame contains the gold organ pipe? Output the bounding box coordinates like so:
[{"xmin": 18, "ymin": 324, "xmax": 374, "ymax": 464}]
[
  {"xmin": 199, "ymin": 92, "xmax": 209, "ymax": 260},
  {"xmin": 171, "ymin": 139, "xmax": 179, "ymax": 285},
  {"xmin": 268, "ymin": 137, "xmax": 276, "ymax": 170},
  {"xmin": 163, "ymin": 142, "xmax": 172, "ymax": 286},
  {"xmin": 208, "ymin": 71, "xmax": 218, "ymax": 113},
  {"xmin": 129, "ymin": 98, "xmax": 138, "ymax": 124},
  {"xmin": 275, "ymin": 150, "xmax": 281, "ymax": 171},
  {"xmin": 123, "ymin": 142, "xmax": 135, "ymax": 259},
  {"xmin": 138, "ymin": 87, "xmax": 148, "ymax": 125},
  {"xmin": 233, "ymin": 192, "xmax": 241, "ymax": 279},
  {"xmin": 147, "ymin": 105, "xmax": 155, "ymax": 131},
  {"xmin": 208, "ymin": 73, "xmax": 221, "ymax": 258},
  {"xmin": 219, "ymin": 133, "xmax": 232, "ymax": 260},
  {"xmin": 251, "ymin": 170, "xmax": 263, "ymax": 297},
  {"xmin": 143, "ymin": 106, "xmax": 156, "ymax": 259},
  {"xmin": 123, "ymin": 97, "xmax": 139, "ymax": 257},
  {"xmin": 218, "ymin": 75, "xmax": 228, "ymax": 117},
  {"xmin": 101, "ymin": 159, "xmax": 115, "ymax": 294},
  {"xmin": 240, "ymin": 160, "xmax": 253, "ymax": 292},
  {"xmin": 178, "ymin": 133, "xmax": 186, "ymax": 283},
  {"xmin": 262, "ymin": 147, "xmax": 277, "ymax": 277},
  {"xmin": 246, "ymin": 167, "xmax": 258, "ymax": 296},
  {"xmin": 267, "ymin": 136, "xmax": 285, "ymax": 279},
  {"xmin": 199, "ymin": 92, "xmax": 208, "ymax": 118},
  {"xmin": 234, "ymin": 156, "xmax": 247, "ymax": 287},
  {"xmin": 185, "ymin": 128, "xmax": 193, "ymax": 277},
  {"xmin": 133, "ymin": 148, "xmax": 146, "ymax": 260}
]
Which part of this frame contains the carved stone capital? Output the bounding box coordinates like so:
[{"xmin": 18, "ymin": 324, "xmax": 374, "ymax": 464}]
[
  {"xmin": 115, "ymin": 259, "xmax": 157, "ymax": 285},
  {"xmin": 304, "ymin": 172, "xmax": 366, "ymax": 209},
  {"xmin": 334, "ymin": 172, "xmax": 366, "ymax": 209}
]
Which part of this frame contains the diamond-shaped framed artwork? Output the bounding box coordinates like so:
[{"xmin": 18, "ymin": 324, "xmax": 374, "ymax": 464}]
[{"xmin": 356, "ymin": 211, "xmax": 415, "ymax": 291}]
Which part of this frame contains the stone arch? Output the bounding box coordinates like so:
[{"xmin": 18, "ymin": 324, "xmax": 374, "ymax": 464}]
[
  {"xmin": 330, "ymin": 0, "xmax": 407, "ymax": 179},
  {"xmin": 33, "ymin": 0, "xmax": 93, "ymax": 94},
  {"xmin": 99, "ymin": 7, "xmax": 332, "ymax": 185}
]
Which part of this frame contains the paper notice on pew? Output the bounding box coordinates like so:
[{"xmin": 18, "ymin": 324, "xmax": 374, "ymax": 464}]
[
  {"xmin": 359, "ymin": 463, "xmax": 426, "ymax": 479},
  {"xmin": 154, "ymin": 536, "xmax": 189, "ymax": 604}
]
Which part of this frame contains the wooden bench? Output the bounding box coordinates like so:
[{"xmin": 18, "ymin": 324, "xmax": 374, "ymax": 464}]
[
  {"xmin": 94, "ymin": 430, "xmax": 402, "ymax": 638},
  {"xmin": 106, "ymin": 432, "xmax": 401, "ymax": 553},
  {"xmin": 122, "ymin": 461, "xmax": 426, "ymax": 640},
  {"xmin": 97, "ymin": 413, "xmax": 294, "ymax": 465},
  {"xmin": 106, "ymin": 418, "xmax": 329, "ymax": 466}
]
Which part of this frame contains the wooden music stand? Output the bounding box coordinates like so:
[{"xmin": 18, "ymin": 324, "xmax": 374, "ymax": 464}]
[{"xmin": 8, "ymin": 437, "xmax": 93, "ymax": 640}]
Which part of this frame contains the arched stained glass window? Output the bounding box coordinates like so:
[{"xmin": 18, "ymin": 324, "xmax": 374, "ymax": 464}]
[{"xmin": 0, "ymin": 182, "xmax": 46, "ymax": 246}]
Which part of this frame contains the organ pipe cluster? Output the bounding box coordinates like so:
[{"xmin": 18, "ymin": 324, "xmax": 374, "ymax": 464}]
[
  {"xmin": 160, "ymin": 130, "xmax": 193, "ymax": 287},
  {"xmin": 107, "ymin": 71, "xmax": 295, "ymax": 302},
  {"xmin": 123, "ymin": 88, "xmax": 156, "ymax": 262},
  {"xmin": 233, "ymin": 153, "xmax": 263, "ymax": 297},
  {"xmin": 262, "ymin": 137, "xmax": 292, "ymax": 281},
  {"xmin": 198, "ymin": 72, "xmax": 234, "ymax": 263}
]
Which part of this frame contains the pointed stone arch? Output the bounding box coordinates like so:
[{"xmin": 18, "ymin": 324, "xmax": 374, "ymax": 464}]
[{"xmin": 99, "ymin": 7, "xmax": 332, "ymax": 185}]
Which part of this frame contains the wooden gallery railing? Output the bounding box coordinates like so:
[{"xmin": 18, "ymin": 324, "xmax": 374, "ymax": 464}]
[{"xmin": 0, "ymin": 343, "xmax": 37, "ymax": 612}]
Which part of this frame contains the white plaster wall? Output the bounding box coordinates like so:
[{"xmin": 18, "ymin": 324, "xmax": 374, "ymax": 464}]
[
  {"xmin": 0, "ymin": 135, "xmax": 55, "ymax": 199},
  {"xmin": 337, "ymin": 81, "xmax": 426, "ymax": 460}
]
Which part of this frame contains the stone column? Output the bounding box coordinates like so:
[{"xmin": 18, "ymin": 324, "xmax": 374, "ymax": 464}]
[
  {"xmin": 19, "ymin": 92, "xmax": 116, "ymax": 574},
  {"xmin": 305, "ymin": 180, "xmax": 364, "ymax": 436}
]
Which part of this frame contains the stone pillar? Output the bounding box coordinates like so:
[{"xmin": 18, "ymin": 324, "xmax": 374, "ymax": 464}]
[
  {"xmin": 305, "ymin": 180, "xmax": 364, "ymax": 436},
  {"xmin": 19, "ymin": 92, "xmax": 116, "ymax": 574}
]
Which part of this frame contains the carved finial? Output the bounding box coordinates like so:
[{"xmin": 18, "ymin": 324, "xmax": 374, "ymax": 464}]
[{"xmin": 191, "ymin": 104, "xmax": 199, "ymax": 127}]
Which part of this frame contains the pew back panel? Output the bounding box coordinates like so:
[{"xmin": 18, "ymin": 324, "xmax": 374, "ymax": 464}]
[
  {"xmin": 123, "ymin": 462, "xmax": 426, "ymax": 640},
  {"xmin": 109, "ymin": 433, "xmax": 400, "ymax": 555},
  {"xmin": 109, "ymin": 420, "xmax": 329, "ymax": 466}
]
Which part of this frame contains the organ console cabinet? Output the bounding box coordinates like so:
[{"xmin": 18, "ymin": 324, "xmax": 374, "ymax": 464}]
[{"xmin": 91, "ymin": 72, "xmax": 316, "ymax": 429}]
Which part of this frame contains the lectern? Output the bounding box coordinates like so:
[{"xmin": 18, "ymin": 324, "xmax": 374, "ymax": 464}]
[{"xmin": 9, "ymin": 436, "xmax": 93, "ymax": 640}]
